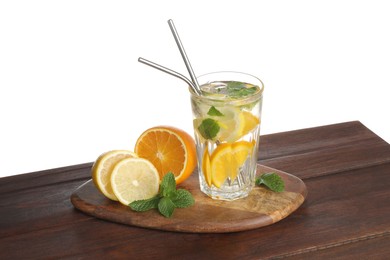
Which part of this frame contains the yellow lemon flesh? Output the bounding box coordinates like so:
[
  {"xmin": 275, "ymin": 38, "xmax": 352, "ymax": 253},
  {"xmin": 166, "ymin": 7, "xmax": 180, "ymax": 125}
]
[
  {"xmin": 240, "ymin": 111, "xmax": 260, "ymax": 137},
  {"xmin": 209, "ymin": 141, "xmax": 254, "ymax": 188},
  {"xmin": 91, "ymin": 150, "xmax": 137, "ymax": 201},
  {"xmin": 216, "ymin": 107, "xmax": 244, "ymax": 143},
  {"xmin": 111, "ymin": 158, "xmax": 160, "ymax": 206},
  {"xmin": 202, "ymin": 149, "xmax": 212, "ymax": 186}
]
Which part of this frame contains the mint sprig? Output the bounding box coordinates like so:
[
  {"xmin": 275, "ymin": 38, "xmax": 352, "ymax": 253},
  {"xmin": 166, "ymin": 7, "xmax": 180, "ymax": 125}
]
[
  {"xmin": 129, "ymin": 172, "xmax": 195, "ymax": 218},
  {"xmin": 226, "ymin": 81, "xmax": 258, "ymax": 98},
  {"xmin": 255, "ymin": 172, "xmax": 285, "ymax": 192},
  {"xmin": 198, "ymin": 118, "xmax": 220, "ymax": 140}
]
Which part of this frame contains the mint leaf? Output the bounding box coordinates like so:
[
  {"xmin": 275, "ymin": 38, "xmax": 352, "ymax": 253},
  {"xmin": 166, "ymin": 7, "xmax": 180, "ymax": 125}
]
[
  {"xmin": 226, "ymin": 81, "xmax": 257, "ymax": 98},
  {"xmin": 198, "ymin": 118, "xmax": 220, "ymax": 139},
  {"xmin": 226, "ymin": 81, "xmax": 244, "ymax": 88},
  {"xmin": 256, "ymin": 173, "xmax": 285, "ymax": 192},
  {"xmin": 172, "ymin": 189, "xmax": 195, "ymax": 208},
  {"xmin": 160, "ymin": 172, "xmax": 176, "ymax": 197},
  {"xmin": 158, "ymin": 197, "xmax": 175, "ymax": 218},
  {"xmin": 228, "ymin": 86, "xmax": 257, "ymax": 98},
  {"xmin": 128, "ymin": 172, "xmax": 194, "ymax": 218},
  {"xmin": 207, "ymin": 106, "xmax": 224, "ymax": 117},
  {"xmin": 129, "ymin": 195, "xmax": 160, "ymax": 211}
]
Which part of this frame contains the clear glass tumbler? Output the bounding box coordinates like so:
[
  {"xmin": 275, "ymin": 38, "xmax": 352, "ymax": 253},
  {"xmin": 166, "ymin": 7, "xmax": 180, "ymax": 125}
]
[{"xmin": 190, "ymin": 71, "xmax": 264, "ymax": 200}]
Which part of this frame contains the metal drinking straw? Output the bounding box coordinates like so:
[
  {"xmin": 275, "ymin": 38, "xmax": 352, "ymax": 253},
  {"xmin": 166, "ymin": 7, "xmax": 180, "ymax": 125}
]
[
  {"xmin": 137, "ymin": 19, "xmax": 202, "ymax": 96},
  {"xmin": 167, "ymin": 19, "xmax": 201, "ymax": 92},
  {"xmin": 138, "ymin": 57, "xmax": 200, "ymax": 95}
]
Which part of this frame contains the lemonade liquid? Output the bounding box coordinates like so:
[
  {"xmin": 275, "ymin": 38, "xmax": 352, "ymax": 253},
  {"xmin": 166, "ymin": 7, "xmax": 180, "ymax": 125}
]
[{"xmin": 191, "ymin": 74, "xmax": 263, "ymax": 200}]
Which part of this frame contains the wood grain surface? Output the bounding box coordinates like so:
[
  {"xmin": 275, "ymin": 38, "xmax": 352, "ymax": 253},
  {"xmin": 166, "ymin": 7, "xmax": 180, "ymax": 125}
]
[
  {"xmin": 71, "ymin": 165, "xmax": 307, "ymax": 233},
  {"xmin": 1, "ymin": 121, "xmax": 390, "ymax": 259}
]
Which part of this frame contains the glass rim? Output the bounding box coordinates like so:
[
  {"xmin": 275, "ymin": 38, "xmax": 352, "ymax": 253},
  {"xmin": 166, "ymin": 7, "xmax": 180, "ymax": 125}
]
[{"xmin": 189, "ymin": 71, "xmax": 264, "ymax": 104}]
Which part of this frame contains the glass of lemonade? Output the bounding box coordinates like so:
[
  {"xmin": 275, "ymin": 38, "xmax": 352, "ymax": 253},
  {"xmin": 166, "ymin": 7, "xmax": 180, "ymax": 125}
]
[{"xmin": 190, "ymin": 71, "xmax": 264, "ymax": 200}]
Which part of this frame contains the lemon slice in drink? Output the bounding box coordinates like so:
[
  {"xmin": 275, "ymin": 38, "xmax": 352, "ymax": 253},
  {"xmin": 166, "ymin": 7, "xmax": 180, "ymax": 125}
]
[
  {"xmin": 218, "ymin": 108, "xmax": 260, "ymax": 142},
  {"xmin": 216, "ymin": 107, "xmax": 243, "ymax": 143},
  {"xmin": 240, "ymin": 111, "xmax": 260, "ymax": 137},
  {"xmin": 210, "ymin": 141, "xmax": 254, "ymax": 188},
  {"xmin": 111, "ymin": 158, "xmax": 160, "ymax": 205},
  {"xmin": 193, "ymin": 107, "xmax": 243, "ymax": 143},
  {"xmin": 202, "ymin": 149, "xmax": 212, "ymax": 186},
  {"xmin": 194, "ymin": 106, "xmax": 260, "ymax": 143},
  {"xmin": 91, "ymin": 150, "xmax": 137, "ymax": 201}
]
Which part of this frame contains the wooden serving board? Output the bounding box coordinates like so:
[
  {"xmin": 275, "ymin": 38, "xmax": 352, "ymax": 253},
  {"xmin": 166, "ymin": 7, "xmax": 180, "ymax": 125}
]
[{"xmin": 71, "ymin": 164, "xmax": 307, "ymax": 233}]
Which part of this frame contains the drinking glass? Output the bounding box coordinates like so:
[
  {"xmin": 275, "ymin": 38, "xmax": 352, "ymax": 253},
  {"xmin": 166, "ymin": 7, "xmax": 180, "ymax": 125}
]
[{"xmin": 190, "ymin": 72, "xmax": 264, "ymax": 200}]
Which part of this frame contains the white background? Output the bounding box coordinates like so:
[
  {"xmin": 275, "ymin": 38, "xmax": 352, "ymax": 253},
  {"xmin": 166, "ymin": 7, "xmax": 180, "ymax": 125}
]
[{"xmin": 1, "ymin": 0, "xmax": 389, "ymax": 178}]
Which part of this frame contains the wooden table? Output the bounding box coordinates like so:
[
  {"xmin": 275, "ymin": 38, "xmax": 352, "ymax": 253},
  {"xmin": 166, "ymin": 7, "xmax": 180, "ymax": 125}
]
[{"xmin": 1, "ymin": 121, "xmax": 389, "ymax": 259}]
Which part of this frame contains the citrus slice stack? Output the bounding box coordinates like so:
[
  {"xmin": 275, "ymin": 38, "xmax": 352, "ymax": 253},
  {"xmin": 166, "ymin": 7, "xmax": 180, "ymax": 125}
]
[
  {"xmin": 134, "ymin": 126, "xmax": 197, "ymax": 184},
  {"xmin": 111, "ymin": 158, "xmax": 160, "ymax": 205},
  {"xmin": 209, "ymin": 141, "xmax": 254, "ymax": 188},
  {"xmin": 91, "ymin": 150, "xmax": 137, "ymax": 201}
]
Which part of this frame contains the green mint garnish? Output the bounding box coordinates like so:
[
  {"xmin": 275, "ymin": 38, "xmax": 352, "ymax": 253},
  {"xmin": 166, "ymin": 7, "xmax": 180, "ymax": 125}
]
[
  {"xmin": 129, "ymin": 172, "xmax": 195, "ymax": 218},
  {"xmin": 198, "ymin": 118, "xmax": 220, "ymax": 140},
  {"xmin": 226, "ymin": 81, "xmax": 244, "ymax": 89},
  {"xmin": 128, "ymin": 196, "xmax": 160, "ymax": 212},
  {"xmin": 159, "ymin": 171, "xmax": 176, "ymax": 197},
  {"xmin": 172, "ymin": 189, "xmax": 195, "ymax": 208},
  {"xmin": 226, "ymin": 81, "xmax": 258, "ymax": 98},
  {"xmin": 158, "ymin": 197, "xmax": 176, "ymax": 218},
  {"xmin": 207, "ymin": 106, "xmax": 224, "ymax": 116},
  {"xmin": 255, "ymin": 172, "xmax": 285, "ymax": 192}
]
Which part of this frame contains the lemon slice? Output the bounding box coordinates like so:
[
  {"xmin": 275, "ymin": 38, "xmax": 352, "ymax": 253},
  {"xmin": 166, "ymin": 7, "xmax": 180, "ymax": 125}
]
[
  {"xmin": 210, "ymin": 141, "xmax": 254, "ymax": 188},
  {"xmin": 216, "ymin": 107, "xmax": 244, "ymax": 143},
  {"xmin": 193, "ymin": 107, "xmax": 242, "ymax": 143},
  {"xmin": 202, "ymin": 149, "xmax": 212, "ymax": 186},
  {"xmin": 194, "ymin": 106, "xmax": 260, "ymax": 143},
  {"xmin": 240, "ymin": 111, "xmax": 260, "ymax": 137},
  {"xmin": 209, "ymin": 143, "xmax": 233, "ymax": 188},
  {"xmin": 218, "ymin": 108, "xmax": 260, "ymax": 142},
  {"xmin": 111, "ymin": 158, "xmax": 160, "ymax": 205},
  {"xmin": 91, "ymin": 150, "xmax": 137, "ymax": 201}
]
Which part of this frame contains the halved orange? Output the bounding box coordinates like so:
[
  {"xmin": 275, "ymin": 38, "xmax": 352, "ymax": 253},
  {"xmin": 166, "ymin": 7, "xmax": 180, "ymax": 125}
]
[{"xmin": 134, "ymin": 126, "xmax": 197, "ymax": 184}]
